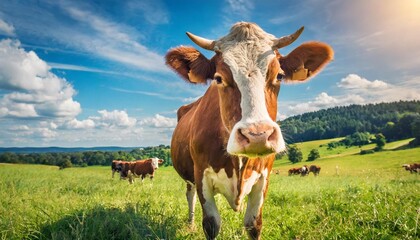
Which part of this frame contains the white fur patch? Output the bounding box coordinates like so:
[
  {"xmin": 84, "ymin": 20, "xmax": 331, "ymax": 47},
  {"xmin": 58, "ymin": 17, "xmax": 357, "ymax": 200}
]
[
  {"xmin": 244, "ymin": 168, "xmax": 268, "ymax": 226},
  {"xmin": 203, "ymin": 167, "xmax": 240, "ymax": 210}
]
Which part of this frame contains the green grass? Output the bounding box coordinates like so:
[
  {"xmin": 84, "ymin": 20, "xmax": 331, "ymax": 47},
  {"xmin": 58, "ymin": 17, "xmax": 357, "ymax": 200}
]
[{"xmin": 1, "ymin": 140, "xmax": 419, "ymax": 239}]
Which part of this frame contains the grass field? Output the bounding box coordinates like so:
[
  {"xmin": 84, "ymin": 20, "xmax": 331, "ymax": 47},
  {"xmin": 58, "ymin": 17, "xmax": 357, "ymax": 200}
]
[{"xmin": 1, "ymin": 139, "xmax": 419, "ymax": 239}]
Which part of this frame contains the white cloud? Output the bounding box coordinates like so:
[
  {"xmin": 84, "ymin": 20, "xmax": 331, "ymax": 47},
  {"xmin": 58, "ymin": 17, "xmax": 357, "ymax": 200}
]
[
  {"xmin": 0, "ymin": 19, "xmax": 15, "ymax": 36},
  {"xmin": 126, "ymin": 0, "xmax": 169, "ymax": 25},
  {"xmin": 285, "ymin": 92, "xmax": 365, "ymax": 116},
  {"xmin": 64, "ymin": 119, "xmax": 95, "ymax": 129},
  {"xmin": 62, "ymin": 5, "xmax": 168, "ymax": 73},
  {"xmin": 139, "ymin": 114, "xmax": 177, "ymax": 128},
  {"xmin": 91, "ymin": 110, "xmax": 137, "ymax": 129},
  {"xmin": 337, "ymin": 74, "xmax": 420, "ymax": 103},
  {"xmin": 0, "ymin": 39, "xmax": 81, "ymax": 118},
  {"xmin": 226, "ymin": 0, "xmax": 254, "ymax": 16},
  {"xmin": 338, "ymin": 74, "xmax": 388, "ymax": 90}
]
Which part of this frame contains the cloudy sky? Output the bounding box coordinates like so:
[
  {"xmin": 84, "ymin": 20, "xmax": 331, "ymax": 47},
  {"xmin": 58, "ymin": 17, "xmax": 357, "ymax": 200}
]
[{"xmin": 0, "ymin": 0, "xmax": 419, "ymax": 147}]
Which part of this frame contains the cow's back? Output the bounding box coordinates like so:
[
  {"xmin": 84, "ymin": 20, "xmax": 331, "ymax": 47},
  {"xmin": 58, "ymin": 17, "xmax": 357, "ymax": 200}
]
[{"xmin": 132, "ymin": 160, "xmax": 154, "ymax": 175}]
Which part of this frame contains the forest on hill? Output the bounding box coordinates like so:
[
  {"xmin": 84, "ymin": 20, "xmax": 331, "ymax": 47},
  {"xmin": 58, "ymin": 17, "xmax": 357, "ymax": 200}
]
[
  {"xmin": 280, "ymin": 100, "xmax": 420, "ymax": 143},
  {"xmin": 0, "ymin": 145, "xmax": 171, "ymax": 167}
]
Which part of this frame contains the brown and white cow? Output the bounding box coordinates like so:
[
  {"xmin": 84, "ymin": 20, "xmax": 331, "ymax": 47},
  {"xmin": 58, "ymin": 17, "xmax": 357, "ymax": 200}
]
[
  {"xmin": 402, "ymin": 163, "xmax": 420, "ymax": 173},
  {"xmin": 309, "ymin": 165, "xmax": 321, "ymax": 176},
  {"xmin": 300, "ymin": 165, "xmax": 309, "ymax": 176},
  {"xmin": 288, "ymin": 167, "xmax": 301, "ymax": 176},
  {"xmin": 166, "ymin": 22, "xmax": 333, "ymax": 239},
  {"xmin": 121, "ymin": 158, "xmax": 163, "ymax": 184},
  {"xmin": 111, "ymin": 160, "xmax": 123, "ymax": 178}
]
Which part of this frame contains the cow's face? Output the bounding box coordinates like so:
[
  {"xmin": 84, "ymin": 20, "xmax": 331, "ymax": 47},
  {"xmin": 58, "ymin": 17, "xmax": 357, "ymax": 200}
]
[
  {"xmin": 150, "ymin": 157, "xmax": 160, "ymax": 169},
  {"xmin": 166, "ymin": 22, "xmax": 333, "ymax": 158}
]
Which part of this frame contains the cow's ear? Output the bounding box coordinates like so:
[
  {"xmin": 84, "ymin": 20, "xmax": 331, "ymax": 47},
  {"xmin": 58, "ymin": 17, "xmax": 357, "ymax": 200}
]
[
  {"xmin": 279, "ymin": 41, "xmax": 333, "ymax": 82},
  {"xmin": 165, "ymin": 46, "xmax": 214, "ymax": 84}
]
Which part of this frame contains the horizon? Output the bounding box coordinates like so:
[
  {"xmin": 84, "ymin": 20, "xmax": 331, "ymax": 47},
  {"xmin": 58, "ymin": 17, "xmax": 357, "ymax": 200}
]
[{"xmin": 1, "ymin": 0, "xmax": 420, "ymax": 147}]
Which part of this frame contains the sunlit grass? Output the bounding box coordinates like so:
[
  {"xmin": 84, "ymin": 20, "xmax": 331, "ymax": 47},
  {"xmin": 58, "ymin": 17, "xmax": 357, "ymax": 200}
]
[{"xmin": 1, "ymin": 141, "xmax": 419, "ymax": 239}]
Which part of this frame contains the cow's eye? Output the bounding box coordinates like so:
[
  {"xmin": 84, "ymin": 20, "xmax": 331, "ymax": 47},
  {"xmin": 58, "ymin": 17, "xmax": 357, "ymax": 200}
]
[
  {"xmin": 277, "ymin": 73, "xmax": 285, "ymax": 82},
  {"xmin": 214, "ymin": 75, "xmax": 223, "ymax": 84}
]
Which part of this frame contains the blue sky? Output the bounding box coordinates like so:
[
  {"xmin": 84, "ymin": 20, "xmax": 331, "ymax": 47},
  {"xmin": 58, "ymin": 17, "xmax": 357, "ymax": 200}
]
[{"xmin": 0, "ymin": 0, "xmax": 419, "ymax": 147}]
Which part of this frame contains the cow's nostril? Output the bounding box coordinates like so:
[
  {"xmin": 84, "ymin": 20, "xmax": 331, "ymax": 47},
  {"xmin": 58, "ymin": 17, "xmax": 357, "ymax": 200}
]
[
  {"xmin": 268, "ymin": 127, "xmax": 277, "ymax": 142},
  {"xmin": 237, "ymin": 128, "xmax": 250, "ymax": 144}
]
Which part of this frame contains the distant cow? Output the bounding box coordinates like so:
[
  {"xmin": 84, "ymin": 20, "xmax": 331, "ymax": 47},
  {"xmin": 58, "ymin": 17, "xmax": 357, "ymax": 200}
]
[
  {"xmin": 121, "ymin": 158, "xmax": 164, "ymax": 184},
  {"xmin": 402, "ymin": 163, "xmax": 420, "ymax": 173},
  {"xmin": 300, "ymin": 165, "xmax": 309, "ymax": 176},
  {"xmin": 309, "ymin": 165, "xmax": 321, "ymax": 176},
  {"xmin": 111, "ymin": 160, "xmax": 123, "ymax": 178},
  {"xmin": 288, "ymin": 168, "xmax": 301, "ymax": 176}
]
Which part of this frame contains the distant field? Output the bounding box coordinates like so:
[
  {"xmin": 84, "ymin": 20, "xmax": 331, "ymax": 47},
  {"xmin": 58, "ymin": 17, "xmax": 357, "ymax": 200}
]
[{"xmin": 1, "ymin": 139, "xmax": 419, "ymax": 239}]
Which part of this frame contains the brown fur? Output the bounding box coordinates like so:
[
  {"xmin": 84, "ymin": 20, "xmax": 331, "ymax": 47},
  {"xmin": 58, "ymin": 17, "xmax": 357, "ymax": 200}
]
[
  {"xmin": 403, "ymin": 163, "xmax": 420, "ymax": 173},
  {"xmin": 279, "ymin": 41, "xmax": 334, "ymax": 81},
  {"xmin": 309, "ymin": 165, "xmax": 321, "ymax": 176}
]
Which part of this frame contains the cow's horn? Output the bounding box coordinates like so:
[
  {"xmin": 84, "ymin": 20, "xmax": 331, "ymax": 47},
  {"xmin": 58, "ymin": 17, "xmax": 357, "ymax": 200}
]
[
  {"xmin": 272, "ymin": 26, "xmax": 304, "ymax": 49},
  {"xmin": 186, "ymin": 32, "xmax": 215, "ymax": 51}
]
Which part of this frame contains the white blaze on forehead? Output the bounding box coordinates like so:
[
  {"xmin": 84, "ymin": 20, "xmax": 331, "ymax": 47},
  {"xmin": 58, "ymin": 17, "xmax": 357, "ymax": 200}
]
[
  {"xmin": 216, "ymin": 23, "xmax": 277, "ymax": 123},
  {"xmin": 151, "ymin": 157, "xmax": 159, "ymax": 169}
]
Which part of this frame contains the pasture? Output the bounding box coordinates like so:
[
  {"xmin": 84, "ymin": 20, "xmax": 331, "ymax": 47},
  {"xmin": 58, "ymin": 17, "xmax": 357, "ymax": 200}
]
[{"xmin": 1, "ymin": 140, "xmax": 419, "ymax": 239}]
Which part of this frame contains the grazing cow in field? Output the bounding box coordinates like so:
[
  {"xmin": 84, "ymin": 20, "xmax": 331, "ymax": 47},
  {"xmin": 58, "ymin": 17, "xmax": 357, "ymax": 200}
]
[
  {"xmin": 402, "ymin": 163, "xmax": 420, "ymax": 173},
  {"xmin": 121, "ymin": 158, "xmax": 164, "ymax": 184},
  {"xmin": 166, "ymin": 22, "xmax": 333, "ymax": 239},
  {"xmin": 309, "ymin": 165, "xmax": 321, "ymax": 176},
  {"xmin": 288, "ymin": 168, "xmax": 301, "ymax": 176},
  {"xmin": 111, "ymin": 160, "xmax": 123, "ymax": 178},
  {"xmin": 300, "ymin": 165, "xmax": 309, "ymax": 176}
]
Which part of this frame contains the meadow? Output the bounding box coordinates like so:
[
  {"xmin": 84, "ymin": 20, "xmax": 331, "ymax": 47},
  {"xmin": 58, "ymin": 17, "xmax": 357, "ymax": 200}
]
[{"xmin": 1, "ymin": 139, "xmax": 419, "ymax": 240}]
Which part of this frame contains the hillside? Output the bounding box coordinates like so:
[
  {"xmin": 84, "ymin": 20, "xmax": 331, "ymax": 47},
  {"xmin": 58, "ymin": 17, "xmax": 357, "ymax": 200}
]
[
  {"xmin": 280, "ymin": 100, "xmax": 420, "ymax": 143},
  {"xmin": 272, "ymin": 138, "xmax": 418, "ymax": 173}
]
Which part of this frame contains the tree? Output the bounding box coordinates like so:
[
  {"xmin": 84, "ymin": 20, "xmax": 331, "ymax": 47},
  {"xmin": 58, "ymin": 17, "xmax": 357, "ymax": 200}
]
[
  {"xmin": 288, "ymin": 145, "xmax": 302, "ymax": 164},
  {"xmin": 373, "ymin": 133, "xmax": 386, "ymax": 151},
  {"xmin": 59, "ymin": 159, "xmax": 72, "ymax": 169},
  {"xmin": 307, "ymin": 149, "xmax": 320, "ymax": 161}
]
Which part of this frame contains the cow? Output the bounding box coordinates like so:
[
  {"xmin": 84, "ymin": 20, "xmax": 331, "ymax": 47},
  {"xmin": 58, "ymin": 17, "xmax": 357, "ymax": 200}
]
[
  {"xmin": 166, "ymin": 22, "xmax": 333, "ymax": 239},
  {"xmin": 288, "ymin": 168, "xmax": 301, "ymax": 176},
  {"xmin": 120, "ymin": 158, "xmax": 164, "ymax": 184},
  {"xmin": 300, "ymin": 165, "xmax": 309, "ymax": 176},
  {"xmin": 309, "ymin": 165, "xmax": 321, "ymax": 176},
  {"xmin": 402, "ymin": 163, "xmax": 420, "ymax": 173},
  {"xmin": 111, "ymin": 160, "xmax": 123, "ymax": 178}
]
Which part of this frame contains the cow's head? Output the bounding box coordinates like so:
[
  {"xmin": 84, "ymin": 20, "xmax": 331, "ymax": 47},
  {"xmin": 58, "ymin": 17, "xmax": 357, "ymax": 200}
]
[
  {"xmin": 166, "ymin": 22, "xmax": 333, "ymax": 157},
  {"xmin": 150, "ymin": 157, "xmax": 162, "ymax": 169}
]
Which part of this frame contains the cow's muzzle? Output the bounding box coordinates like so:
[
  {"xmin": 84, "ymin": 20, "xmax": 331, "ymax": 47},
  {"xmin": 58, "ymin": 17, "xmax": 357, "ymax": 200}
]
[{"xmin": 227, "ymin": 121, "xmax": 285, "ymax": 157}]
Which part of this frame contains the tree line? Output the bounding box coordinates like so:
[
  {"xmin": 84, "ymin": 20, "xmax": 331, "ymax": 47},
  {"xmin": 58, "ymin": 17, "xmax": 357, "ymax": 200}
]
[
  {"xmin": 280, "ymin": 100, "xmax": 420, "ymax": 143},
  {"xmin": 0, "ymin": 145, "xmax": 172, "ymax": 168}
]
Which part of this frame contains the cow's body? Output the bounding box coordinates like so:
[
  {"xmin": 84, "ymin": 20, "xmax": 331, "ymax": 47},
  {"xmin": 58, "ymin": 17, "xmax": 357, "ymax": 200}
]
[
  {"xmin": 300, "ymin": 165, "xmax": 309, "ymax": 176},
  {"xmin": 166, "ymin": 22, "xmax": 333, "ymax": 239},
  {"xmin": 288, "ymin": 168, "xmax": 301, "ymax": 176},
  {"xmin": 309, "ymin": 165, "xmax": 321, "ymax": 176},
  {"xmin": 120, "ymin": 158, "xmax": 163, "ymax": 184},
  {"xmin": 111, "ymin": 160, "xmax": 123, "ymax": 178},
  {"xmin": 402, "ymin": 163, "xmax": 420, "ymax": 173}
]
